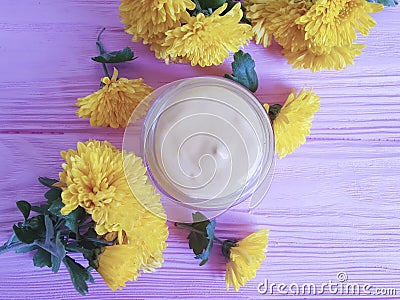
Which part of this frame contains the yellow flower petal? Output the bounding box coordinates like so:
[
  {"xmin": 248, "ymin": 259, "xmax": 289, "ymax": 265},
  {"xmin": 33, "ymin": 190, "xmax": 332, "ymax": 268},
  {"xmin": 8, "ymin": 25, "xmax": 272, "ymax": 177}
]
[
  {"xmin": 282, "ymin": 43, "xmax": 365, "ymax": 72},
  {"xmin": 59, "ymin": 140, "xmax": 169, "ymax": 290},
  {"xmin": 245, "ymin": 0, "xmax": 312, "ymax": 50},
  {"xmin": 226, "ymin": 228, "xmax": 270, "ymax": 292},
  {"xmin": 97, "ymin": 244, "xmax": 140, "ymax": 291},
  {"xmin": 245, "ymin": 0, "xmax": 382, "ymax": 71},
  {"xmin": 297, "ymin": 0, "xmax": 383, "ymax": 49},
  {"xmin": 273, "ymin": 88, "xmax": 320, "ymax": 158},
  {"xmin": 120, "ymin": 0, "xmax": 195, "ymax": 43},
  {"xmin": 162, "ymin": 3, "xmax": 252, "ymax": 67},
  {"xmin": 75, "ymin": 68, "xmax": 153, "ymax": 128}
]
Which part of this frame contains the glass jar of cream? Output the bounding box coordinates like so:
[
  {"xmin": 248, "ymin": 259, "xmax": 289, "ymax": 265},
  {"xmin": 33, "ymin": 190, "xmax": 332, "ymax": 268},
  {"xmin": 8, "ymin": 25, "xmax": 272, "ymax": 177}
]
[{"xmin": 124, "ymin": 77, "xmax": 274, "ymax": 222}]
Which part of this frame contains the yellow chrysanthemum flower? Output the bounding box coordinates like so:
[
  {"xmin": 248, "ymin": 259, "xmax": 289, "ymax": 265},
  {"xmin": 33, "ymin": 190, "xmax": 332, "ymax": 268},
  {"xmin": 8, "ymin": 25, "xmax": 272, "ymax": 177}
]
[
  {"xmin": 282, "ymin": 43, "xmax": 365, "ymax": 72},
  {"xmin": 245, "ymin": 0, "xmax": 312, "ymax": 50},
  {"xmin": 59, "ymin": 140, "xmax": 131, "ymax": 235},
  {"xmin": 97, "ymin": 241, "xmax": 167, "ymax": 290},
  {"xmin": 96, "ymin": 198, "xmax": 168, "ymax": 290},
  {"xmin": 96, "ymin": 244, "xmax": 140, "ymax": 291},
  {"xmin": 98, "ymin": 204, "xmax": 168, "ymax": 284},
  {"xmin": 123, "ymin": 212, "xmax": 168, "ymax": 272},
  {"xmin": 76, "ymin": 68, "xmax": 153, "ymax": 128},
  {"xmin": 60, "ymin": 140, "xmax": 169, "ymax": 290},
  {"xmin": 264, "ymin": 88, "xmax": 320, "ymax": 159},
  {"xmin": 244, "ymin": 0, "xmax": 279, "ymax": 47},
  {"xmin": 148, "ymin": 32, "xmax": 172, "ymax": 63},
  {"xmin": 245, "ymin": 0, "xmax": 382, "ymax": 71},
  {"xmin": 297, "ymin": 0, "xmax": 383, "ymax": 50},
  {"xmin": 59, "ymin": 140, "xmax": 125, "ymax": 217},
  {"xmin": 97, "ymin": 217, "xmax": 168, "ymax": 290},
  {"xmin": 120, "ymin": 0, "xmax": 195, "ymax": 44},
  {"xmin": 224, "ymin": 228, "xmax": 269, "ymax": 292},
  {"xmin": 163, "ymin": 3, "xmax": 253, "ymax": 67},
  {"xmin": 147, "ymin": 32, "xmax": 187, "ymax": 64},
  {"xmin": 58, "ymin": 140, "xmax": 162, "ymax": 236}
]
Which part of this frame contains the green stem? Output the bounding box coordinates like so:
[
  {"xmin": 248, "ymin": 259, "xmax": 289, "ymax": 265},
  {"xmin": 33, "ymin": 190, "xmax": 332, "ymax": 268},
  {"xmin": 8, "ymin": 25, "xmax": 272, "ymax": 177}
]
[
  {"xmin": 214, "ymin": 236, "xmax": 223, "ymax": 244},
  {"xmin": 96, "ymin": 28, "xmax": 110, "ymax": 79},
  {"xmin": 54, "ymin": 219, "xmax": 65, "ymax": 231},
  {"xmin": 97, "ymin": 27, "xmax": 106, "ymax": 43},
  {"xmin": 34, "ymin": 241, "xmax": 61, "ymax": 258},
  {"xmin": 59, "ymin": 223, "xmax": 91, "ymax": 239},
  {"xmin": 101, "ymin": 63, "xmax": 110, "ymax": 79},
  {"xmin": 0, "ymin": 241, "xmax": 24, "ymax": 255},
  {"xmin": 174, "ymin": 222, "xmax": 223, "ymax": 244}
]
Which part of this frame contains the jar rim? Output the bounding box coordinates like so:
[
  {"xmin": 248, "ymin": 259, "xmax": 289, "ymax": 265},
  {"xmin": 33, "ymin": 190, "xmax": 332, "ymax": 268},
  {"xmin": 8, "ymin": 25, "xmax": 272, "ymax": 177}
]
[{"xmin": 140, "ymin": 76, "xmax": 275, "ymax": 211}]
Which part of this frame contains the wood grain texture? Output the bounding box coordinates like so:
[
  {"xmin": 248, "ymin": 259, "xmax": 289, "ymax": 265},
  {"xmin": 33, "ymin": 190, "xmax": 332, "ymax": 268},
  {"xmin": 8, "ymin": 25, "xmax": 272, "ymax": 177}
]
[{"xmin": 0, "ymin": 1, "xmax": 399, "ymax": 299}]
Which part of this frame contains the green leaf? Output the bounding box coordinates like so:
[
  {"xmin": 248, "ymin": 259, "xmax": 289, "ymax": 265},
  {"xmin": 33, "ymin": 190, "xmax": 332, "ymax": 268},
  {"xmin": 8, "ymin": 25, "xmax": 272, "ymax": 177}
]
[
  {"xmin": 92, "ymin": 47, "xmax": 136, "ymax": 64},
  {"xmin": 15, "ymin": 245, "xmax": 37, "ymax": 253},
  {"xmin": 188, "ymin": 231, "xmax": 209, "ymax": 256},
  {"xmin": 38, "ymin": 177, "xmax": 61, "ymax": 190},
  {"xmin": 65, "ymin": 242, "xmax": 104, "ymax": 270},
  {"xmin": 181, "ymin": 213, "xmax": 217, "ymax": 265},
  {"xmin": 224, "ymin": 50, "xmax": 258, "ymax": 92},
  {"xmin": 81, "ymin": 227, "xmax": 108, "ymax": 245},
  {"xmin": 65, "ymin": 243, "xmax": 92, "ymax": 256},
  {"xmin": 199, "ymin": 0, "xmax": 226, "ymax": 8},
  {"xmin": 367, "ymin": 0, "xmax": 397, "ymax": 6},
  {"xmin": 194, "ymin": 220, "xmax": 216, "ymax": 266},
  {"xmin": 63, "ymin": 256, "xmax": 92, "ymax": 295},
  {"xmin": 64, "ymin": 207, "xmax": 86, "ymax": 235},
  {"xmin": 51, "ymin": 251, "xmax": 61, "ymax": 273},
  {"xmin": 16, "ymin": 201, "xmax": 31, "ymax": 220},
  {"xmin": 73, "ymin": 228, "xmax": 108, "ymax": 268},
  {"xmin": 82, "ymin": 227, "xmax": 98, "ymax": 240},
  {"xmin": 53, "ymin": 231, "xmax": 66, "ymax": 272},
  {"xmin": 43, "ymin": 215, "xmax": 61, "ymax": 272},
  {"xmin": 31, "ymin": 204, "xmax": 50, "ymax": 214},
  {"xmin": 13, "ymin": 225, "xmax": 36, "ymax": 244},
  {"xmin": 82, "ymin": 236, "xmax": 110, "ymax": 247},
  {"xmin": 80, "ymin": 228, "xmax": 109, "ymax": 266},
  {"xmin": 36, "ymin": 216, "xmax": 65, "ymax": 273},
  {"xmin": 45, "ymin": 188, "xmax": 62, "ymax": 204},
  {"xmin": 33, "ymin": 248, "xmax": 52, "ymax": 268},
  {"xmin": 92, "ymin": 28, "xmax": 136, "ymax": 64},
  {"xmin": 187, "ymin": 212, "xmax": 210, "ymax": 256},
  {"xmin": 12, "ymin": 215, "xmax": 46, "ymax": 246},
  {"xmin": 48, "ymin": 198, "xmax": 64, "ymax": 216},
  {"xmin": 5, "ymin": 232, "xmax": 18, "ymax": 247},
  {"xmin": 0, "ymin": 234, "xmax": 25, "ymax": 255},
  {"xmin": 48, "ymin": 198, "xmax": 86, "ymax": 234},
  {"xmin": 184, "ymin": 212, "xmax": 217, "ymax": 258},
  {"xmin": 192, "ymin": 212, "xmax": 209, "ymax": 223},
  {"xmin": 44, "ymin": 215, "xmax": 54, "ymax": 247},
  {"xmin": 25, "ymin": 215, "xmax": 45, "ymax": 233}
]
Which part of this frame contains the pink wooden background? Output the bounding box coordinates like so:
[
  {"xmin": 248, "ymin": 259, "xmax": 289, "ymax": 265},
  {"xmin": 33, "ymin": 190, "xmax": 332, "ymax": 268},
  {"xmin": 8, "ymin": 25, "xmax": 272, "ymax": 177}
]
[{"xmin": 1, "ymin": 1, "xmax": 399, "ymax": 299}]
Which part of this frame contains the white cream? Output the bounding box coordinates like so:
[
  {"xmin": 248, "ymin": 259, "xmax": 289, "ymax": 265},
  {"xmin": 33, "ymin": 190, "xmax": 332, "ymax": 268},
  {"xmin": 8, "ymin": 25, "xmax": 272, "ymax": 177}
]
[{"xmin": 143, "ymin": 78, "xmax": 272, "ymax": 209}]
